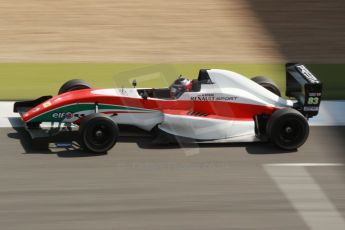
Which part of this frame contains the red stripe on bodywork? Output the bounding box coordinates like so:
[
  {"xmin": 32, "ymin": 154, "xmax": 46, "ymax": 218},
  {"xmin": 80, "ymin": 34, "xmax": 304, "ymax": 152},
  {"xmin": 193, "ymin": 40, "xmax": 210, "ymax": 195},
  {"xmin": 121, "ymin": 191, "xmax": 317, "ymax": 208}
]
[{"xmin": 23, "ymin": 89, "xmax": 278, "ymax": 122}]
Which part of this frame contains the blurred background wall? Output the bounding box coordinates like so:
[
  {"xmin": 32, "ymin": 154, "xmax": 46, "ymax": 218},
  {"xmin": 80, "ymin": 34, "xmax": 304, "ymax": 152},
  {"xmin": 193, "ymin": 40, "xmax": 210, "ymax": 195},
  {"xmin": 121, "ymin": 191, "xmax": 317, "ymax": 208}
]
[{"xmin": 0, "ymin": 0, "xmax": 344, "ymax": 63}]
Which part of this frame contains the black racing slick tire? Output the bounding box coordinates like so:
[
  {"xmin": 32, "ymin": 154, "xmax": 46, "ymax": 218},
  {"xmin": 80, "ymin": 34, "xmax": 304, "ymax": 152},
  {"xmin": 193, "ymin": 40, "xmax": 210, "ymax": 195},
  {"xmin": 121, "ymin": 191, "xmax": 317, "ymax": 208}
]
[
  {"xmin": 79, "ymin": 114, "xmax": 119, "ymax": 153},
  {"xmin": 58, "ymin": 79, "xmax": 91, "ymax": 95},
  {"xmin": 251, "ymin": 76, "xmax": 281, "ymax": 97},
  {"xmin": 266, "ymin": 108, "xmax": 309, "ymax": 150}
]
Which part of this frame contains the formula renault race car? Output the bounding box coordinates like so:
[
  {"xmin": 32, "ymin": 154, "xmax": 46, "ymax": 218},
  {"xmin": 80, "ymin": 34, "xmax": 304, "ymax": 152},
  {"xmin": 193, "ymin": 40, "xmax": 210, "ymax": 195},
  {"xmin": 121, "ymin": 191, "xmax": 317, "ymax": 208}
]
[{"xmin": 14, "ymin": 63, "xmax": 322, "ymax": 153}]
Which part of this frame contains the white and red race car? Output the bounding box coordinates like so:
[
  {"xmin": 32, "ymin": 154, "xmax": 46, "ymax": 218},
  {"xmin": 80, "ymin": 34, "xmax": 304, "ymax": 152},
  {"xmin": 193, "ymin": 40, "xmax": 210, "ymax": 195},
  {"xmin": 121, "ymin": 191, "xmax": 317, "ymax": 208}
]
[{"xmin": 14, "ymin": 63, "xmax": 322, "ymax": 153}]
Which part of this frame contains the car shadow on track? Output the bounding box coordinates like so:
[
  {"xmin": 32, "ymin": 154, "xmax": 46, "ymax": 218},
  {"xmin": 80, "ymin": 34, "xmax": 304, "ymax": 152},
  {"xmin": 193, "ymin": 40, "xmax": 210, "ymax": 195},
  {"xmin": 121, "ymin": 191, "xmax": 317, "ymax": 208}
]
[
  {"xmin": 7, "ymin": 127, "xmax": 107, "ymax": 158},
  {"xmin": 120, "ymin": 135, "xmax": 295, "ymax": 155},
  {"xmin": 8, "ymin": 126, "xmax": 296, "ymax": 158}
]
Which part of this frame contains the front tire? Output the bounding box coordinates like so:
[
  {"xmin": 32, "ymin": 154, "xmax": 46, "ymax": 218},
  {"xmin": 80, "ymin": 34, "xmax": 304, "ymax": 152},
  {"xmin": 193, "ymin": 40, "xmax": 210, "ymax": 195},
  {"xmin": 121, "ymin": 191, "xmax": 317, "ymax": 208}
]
[
  {"xmin": 79, "ymin": 114, "xmax": 118, "ymax": 153},
  {"xmin": 58, "ymin": 79, "xmax": 91, "ymax": 95},
  {"xmin": 266, "ymin": 108, "xmax": 309, "ymax": 150}
]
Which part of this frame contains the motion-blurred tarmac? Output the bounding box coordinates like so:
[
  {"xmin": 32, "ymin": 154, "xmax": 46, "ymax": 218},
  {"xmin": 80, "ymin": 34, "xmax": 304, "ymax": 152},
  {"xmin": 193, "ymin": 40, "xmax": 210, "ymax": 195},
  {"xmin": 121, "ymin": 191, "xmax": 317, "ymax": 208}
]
[{"xmin": 0, "ymin": 127, "xmax": 344, "ymax": 229}]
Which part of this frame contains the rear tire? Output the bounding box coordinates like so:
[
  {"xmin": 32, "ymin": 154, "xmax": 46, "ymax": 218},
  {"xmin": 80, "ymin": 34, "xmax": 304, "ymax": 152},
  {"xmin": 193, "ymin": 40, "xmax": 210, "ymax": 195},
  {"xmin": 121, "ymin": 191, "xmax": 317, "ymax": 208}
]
[
  {"xmin": 79, "ymin": 114, "xmax": 118, "ymax": 153},
  {"xmin": 251, "ymin": 76, "xmax": 281, "ymax": 97},
  {"xmin": 266, "ymin": 108, "xmax": 309, "ymax": 150},
  {"xmin": 58, "ymin": 79, "xmax": 91, "ymax": 95}
]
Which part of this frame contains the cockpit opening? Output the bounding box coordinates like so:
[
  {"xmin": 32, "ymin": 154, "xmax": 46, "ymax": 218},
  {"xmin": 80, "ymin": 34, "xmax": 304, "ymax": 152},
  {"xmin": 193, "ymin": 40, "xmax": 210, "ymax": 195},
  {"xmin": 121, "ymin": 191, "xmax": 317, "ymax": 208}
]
[{"xmin": 137, "ymin": 69, "xmax": 213, "ymax": 99}]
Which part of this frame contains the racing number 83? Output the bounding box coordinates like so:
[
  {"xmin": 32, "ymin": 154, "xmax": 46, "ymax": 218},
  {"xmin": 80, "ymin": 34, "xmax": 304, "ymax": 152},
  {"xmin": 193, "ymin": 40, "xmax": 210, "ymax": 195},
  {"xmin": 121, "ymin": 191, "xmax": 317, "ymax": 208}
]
[{"xmin": 307, "ymin": 97, "xmax": 319, "ymax": 105}]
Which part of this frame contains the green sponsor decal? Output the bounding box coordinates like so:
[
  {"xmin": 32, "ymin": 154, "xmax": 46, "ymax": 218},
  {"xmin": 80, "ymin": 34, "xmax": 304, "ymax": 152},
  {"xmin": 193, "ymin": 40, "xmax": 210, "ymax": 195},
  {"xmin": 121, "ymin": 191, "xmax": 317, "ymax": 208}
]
[{"xmin": 30, "ymin": 103, "xmax": 151, "ymax": 122}]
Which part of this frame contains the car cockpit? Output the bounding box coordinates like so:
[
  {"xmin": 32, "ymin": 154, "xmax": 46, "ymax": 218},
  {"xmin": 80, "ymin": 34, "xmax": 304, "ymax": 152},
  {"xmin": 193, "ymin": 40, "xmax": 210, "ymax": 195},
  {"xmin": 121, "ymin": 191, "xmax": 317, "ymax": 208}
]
[{"xmin": 136, "ymin": 69, "xmax": 212, "ymax": 99}]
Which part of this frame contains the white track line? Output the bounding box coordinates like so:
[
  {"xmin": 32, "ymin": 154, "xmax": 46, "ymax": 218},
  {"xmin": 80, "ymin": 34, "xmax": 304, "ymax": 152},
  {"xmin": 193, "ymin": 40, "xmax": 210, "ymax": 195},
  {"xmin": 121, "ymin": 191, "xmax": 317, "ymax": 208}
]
[
  {"xmin": 265, "ymin": 164, "xmax": 345, "ymax": 230},
  {"xmin": 309, "ymin": 100, "xmax": 345, "ymax": 126},
  {"xmin": 266, "ymin": 163, "xmax": 344, "ymax": 167},
  {"xmin": 0, "ymin": 102, "xmax": 20, "ymax": 128},
  {"xmin": 1, "ymin": 101, "xmax": 345, "ymax": 128}
]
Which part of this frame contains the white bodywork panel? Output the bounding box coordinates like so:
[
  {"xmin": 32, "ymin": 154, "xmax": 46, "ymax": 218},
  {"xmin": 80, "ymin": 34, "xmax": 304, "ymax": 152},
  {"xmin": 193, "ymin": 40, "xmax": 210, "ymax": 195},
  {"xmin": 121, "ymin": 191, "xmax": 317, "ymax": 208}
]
[
  {"xmin": 90, "ymin": 69, "xmax": 293, "ymax": 142},
  {"xmin": 111, "ymin": 112, "xmax": 163, "ymax": 131},
  {"xmin": 179, "ymin": 69, "xmax": 293, "ymax": 108},
  {"xmin": 159, "ymin": 114, "xmax": 234, "ymax": 140},
  {"xmin": 92, "ymin": 88, "xmax": 142, "ymax": 98},
  {"xmin": 158, "ymin": 114, "xmax": 257, "ymax": 142}
]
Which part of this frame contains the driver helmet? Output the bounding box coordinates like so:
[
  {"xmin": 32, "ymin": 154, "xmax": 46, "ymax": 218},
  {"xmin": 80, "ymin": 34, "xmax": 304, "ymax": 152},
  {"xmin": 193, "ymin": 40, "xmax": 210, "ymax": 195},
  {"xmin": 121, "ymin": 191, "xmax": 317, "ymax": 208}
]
[{"xmin": 170, "ymin": 76, "xmax": 192, "ymax": 98}]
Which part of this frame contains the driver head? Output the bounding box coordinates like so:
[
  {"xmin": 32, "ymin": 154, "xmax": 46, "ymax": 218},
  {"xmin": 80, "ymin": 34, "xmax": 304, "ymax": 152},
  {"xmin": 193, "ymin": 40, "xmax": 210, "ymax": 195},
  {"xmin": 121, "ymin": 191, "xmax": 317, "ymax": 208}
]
[{"xmin": 170, "ymin": 77, "xmax": 192, "ymax": 98}]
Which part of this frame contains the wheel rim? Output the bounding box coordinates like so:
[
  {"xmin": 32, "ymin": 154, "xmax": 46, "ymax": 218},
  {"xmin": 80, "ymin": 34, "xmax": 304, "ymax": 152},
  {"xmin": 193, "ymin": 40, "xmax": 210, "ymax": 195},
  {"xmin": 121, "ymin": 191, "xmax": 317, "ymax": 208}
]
[
  {"xmin": 278, "ymin": 119, "xmax": 303, "ymax": 144},
  {"xmin": 85, "ymin": 123, "xmax": 113, "ymax": 148}
]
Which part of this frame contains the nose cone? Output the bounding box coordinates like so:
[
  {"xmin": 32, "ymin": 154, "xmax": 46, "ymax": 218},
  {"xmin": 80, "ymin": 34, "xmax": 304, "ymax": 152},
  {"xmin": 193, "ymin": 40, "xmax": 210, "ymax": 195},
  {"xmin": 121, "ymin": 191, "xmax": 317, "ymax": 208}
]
[
  {"xmin": 22, "ymin": 95, "xmax": 64, "ymax": 122},
  {"xmin": 22, "ymin": 89, "xmax": 93, "ymax": 122}
]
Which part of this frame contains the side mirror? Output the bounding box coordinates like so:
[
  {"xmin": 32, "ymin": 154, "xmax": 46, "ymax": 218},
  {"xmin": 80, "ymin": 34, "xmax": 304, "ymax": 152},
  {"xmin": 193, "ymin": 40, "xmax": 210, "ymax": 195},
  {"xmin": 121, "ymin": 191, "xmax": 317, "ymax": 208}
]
[{"xmin": 132, "ymin": 80, "xmax": 137, "ymax": 88}]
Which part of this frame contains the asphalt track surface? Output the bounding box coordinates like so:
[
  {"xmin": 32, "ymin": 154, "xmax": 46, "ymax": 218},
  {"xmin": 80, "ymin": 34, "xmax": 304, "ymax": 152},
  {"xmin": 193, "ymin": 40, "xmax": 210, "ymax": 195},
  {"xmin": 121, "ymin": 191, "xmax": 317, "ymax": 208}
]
[{"xmin": 0, "ymin": 126, "xmax": 344, "ymax": 230}]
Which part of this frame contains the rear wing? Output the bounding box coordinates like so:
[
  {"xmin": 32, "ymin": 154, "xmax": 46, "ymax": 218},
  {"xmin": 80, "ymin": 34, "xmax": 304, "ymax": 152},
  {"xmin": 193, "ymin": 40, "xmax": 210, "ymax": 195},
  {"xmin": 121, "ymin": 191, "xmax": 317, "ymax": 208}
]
[{"xmin": 286, "ymin": 63, "xmax": 322, "ymax": 118}]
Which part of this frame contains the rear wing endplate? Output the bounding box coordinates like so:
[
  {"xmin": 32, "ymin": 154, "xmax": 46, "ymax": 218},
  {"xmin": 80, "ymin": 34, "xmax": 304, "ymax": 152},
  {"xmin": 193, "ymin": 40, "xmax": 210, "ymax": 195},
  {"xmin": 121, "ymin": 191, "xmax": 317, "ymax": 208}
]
[{"xmin": 286, "ymin": 63, "xmax": 322, "ymax": 118}]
